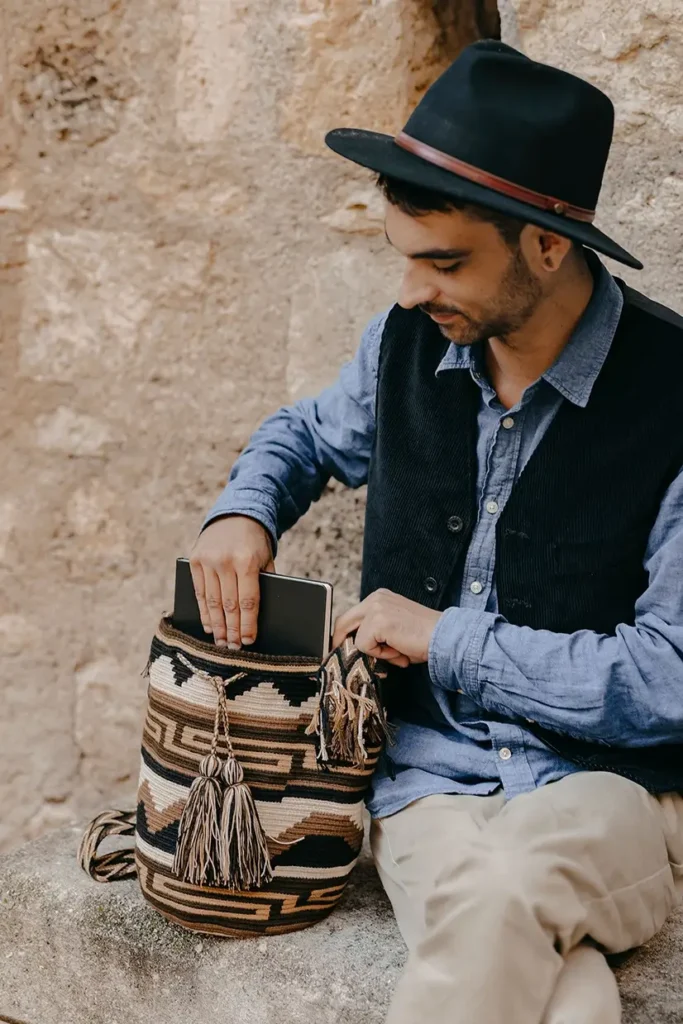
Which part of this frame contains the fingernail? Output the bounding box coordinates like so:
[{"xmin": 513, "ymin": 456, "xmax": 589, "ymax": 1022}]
[
  {"xmin": 215, "ymin": 639, "xmax": 227, "ymax": 648},
  {"xmin": 227, "ymin": 642, "xmax": 241, "ymax": 651},
  {"xmin": 203, "ymin": 626, "xmax": 212, "ymax": 634},
  {"xmin": 241, "ymin": 637, "xmax": 254, "ymax": 646}
]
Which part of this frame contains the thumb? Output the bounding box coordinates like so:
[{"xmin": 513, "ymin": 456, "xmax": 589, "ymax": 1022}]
[{"xmin": 264, "ymin": 559, "xmax": 277, "ymax": 574}]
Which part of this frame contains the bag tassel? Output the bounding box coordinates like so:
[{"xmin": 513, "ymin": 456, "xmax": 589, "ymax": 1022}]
[
  {"xmin": 216, "ymin": 690, "xmax": 273, "ymax": 890},
  {"xmin": 306, "ymin": 639, "xmax": 394, "ymax": 768},
  {"xmin": 172, "ymin": 746, "xmax": 225, "ymax": 886},
  {"xmin": 171, "ymin": 654, "xmax": 273, "ymax": 890}
]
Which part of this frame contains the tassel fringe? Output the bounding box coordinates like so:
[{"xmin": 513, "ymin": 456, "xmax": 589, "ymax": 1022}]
[
  {"xmin": 306, "ymin": 638, "xmax": 394, "ymax": 768},
  {"xmin": 172, "ymin": 752, "xmax": 224, "ymax": 886},
  {"xmin": 171, "ymin": 654, "xmax": 274, "ymax": 891},
  {"xmin": 220, "ymin": 757, "xmax": 273, "ymax": 890}
]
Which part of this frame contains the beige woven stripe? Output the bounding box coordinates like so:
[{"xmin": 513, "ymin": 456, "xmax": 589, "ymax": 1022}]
[
  {"xmin": 138, "ymin": 758, "xmax": 189, "ymax": 806},
  {"xmin": 149, "ymin": 656, "xmax": 319, "ymax": 720},
  {"xmin": 254, "ymin": 796, "xmax": 364, "ymax": 837},
  {"xmin": 139, "ymin": 756, "xmax": 364, "ymax": 819},
  {"xmin": 136, "ymin": 832, "xmax": 174, "ymax": 867},
  {"xmin": 149, "ymin": 655, "xmax": 216, "ymax": 709},
  {"xmin": 272, "ymin": 861, "xmax": 358, "ymax": 880}
]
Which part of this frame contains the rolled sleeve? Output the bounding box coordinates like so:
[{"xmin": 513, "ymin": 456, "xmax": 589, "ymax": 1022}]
[
  {"xmin": 428, "ymin": 606, "xmax": 496, "ymax": 700},
  {"xmin": 201, "ymin": 490, "xmax": 280, "ymax": 555}
]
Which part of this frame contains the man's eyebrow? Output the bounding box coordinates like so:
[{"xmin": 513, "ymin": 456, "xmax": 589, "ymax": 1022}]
[{"xmin": 384, "ymin": 227, "xmax": 470, "ymax": 261}]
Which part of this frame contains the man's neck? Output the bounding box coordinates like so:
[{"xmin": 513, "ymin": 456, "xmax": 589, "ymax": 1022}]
[{"xmin": 485, "ymin": 258, "xmax": 596, "ymax": 410}]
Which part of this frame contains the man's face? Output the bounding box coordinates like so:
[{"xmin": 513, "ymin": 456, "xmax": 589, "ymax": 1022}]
[{"xmin": 385, "ymin": 203, "xmax": 544, "ymax": 346}]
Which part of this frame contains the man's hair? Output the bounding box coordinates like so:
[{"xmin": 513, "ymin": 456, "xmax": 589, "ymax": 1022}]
[{"xmin": 376, "ymin": 173, "xmax": 526, "ymax": 248}]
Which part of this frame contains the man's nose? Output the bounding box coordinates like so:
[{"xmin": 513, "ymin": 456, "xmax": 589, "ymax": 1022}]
[{"xmin": 397, "ymin": 263, "xmax": 439, "ymax": 310}]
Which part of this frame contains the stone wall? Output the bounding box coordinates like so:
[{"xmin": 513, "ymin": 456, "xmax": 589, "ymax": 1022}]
[
  {"xmin": 499, "ymin": 0, "xmax": 683, "ymax": 309},
  {"xmin": 0, "ymin": 0, "xmax": 498, "ymax": 852},
  {"xmin": 0, "ymin": 0, "xmax": 680, "ymax": 854}
]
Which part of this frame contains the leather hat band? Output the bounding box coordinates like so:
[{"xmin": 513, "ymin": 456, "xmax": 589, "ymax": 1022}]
[{"xmin": 394, "ymin": 131, "xmax": 596, "ymax": 224}]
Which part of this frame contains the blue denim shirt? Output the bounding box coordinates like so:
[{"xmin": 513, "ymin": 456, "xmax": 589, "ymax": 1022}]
[{"xmin": 205, "ymin": 257, "xmax": 683, "ymax": 819}]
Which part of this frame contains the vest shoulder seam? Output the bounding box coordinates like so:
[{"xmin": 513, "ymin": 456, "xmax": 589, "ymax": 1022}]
[{"xmin": 623, "ymin": 285, "xmax": 683, "ymax": 331}]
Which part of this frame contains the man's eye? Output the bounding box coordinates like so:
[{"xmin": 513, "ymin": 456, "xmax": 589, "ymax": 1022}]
[{"xmin": 436, "ymin": 262, "xmax": 462, "ymax": 275}]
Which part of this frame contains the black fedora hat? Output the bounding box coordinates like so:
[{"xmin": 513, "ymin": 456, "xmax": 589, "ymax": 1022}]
[{"xmin": 326, "ymin": 40, "xmax": 642, "ymax": 270}]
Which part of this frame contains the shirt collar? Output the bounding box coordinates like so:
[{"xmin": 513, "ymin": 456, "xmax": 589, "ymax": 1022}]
[{"xmin": 435, "ymin": 251, "xmax": 624, "ymax": 409}]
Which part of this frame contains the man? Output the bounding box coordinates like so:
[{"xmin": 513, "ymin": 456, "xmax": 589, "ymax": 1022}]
[{"xmin": 190, "ymin": 40, "xmax": 683, "ymax": 1024}]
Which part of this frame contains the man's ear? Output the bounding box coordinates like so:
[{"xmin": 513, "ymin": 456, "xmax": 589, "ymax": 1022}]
[{"xmin": 521, "ymin": 224, "xmax": 574, "ymax": 274}]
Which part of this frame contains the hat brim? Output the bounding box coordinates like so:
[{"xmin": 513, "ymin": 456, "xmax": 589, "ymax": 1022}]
[{"xmin": 326, "ymin": 128, "xmax": 643, "ymax": 271}]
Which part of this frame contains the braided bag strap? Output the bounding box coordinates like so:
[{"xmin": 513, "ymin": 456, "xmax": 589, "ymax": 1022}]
[{"xmin": 77, "ymin": 809, "xmax": 138, "ymax": 883}]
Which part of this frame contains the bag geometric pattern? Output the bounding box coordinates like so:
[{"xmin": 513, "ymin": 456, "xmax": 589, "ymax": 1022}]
[{"xmin": 78, "ymin": 617, "xmax": 387, "ymax": 938}]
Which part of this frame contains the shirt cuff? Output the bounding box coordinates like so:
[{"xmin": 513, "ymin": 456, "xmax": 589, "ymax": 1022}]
[
  {"xmin": 201, "ymin": 491, "xmax": 279, "ymax": 557},
  {"xmin": 427, "ymin": 606, "xmax": 496, "ymax": 701}
]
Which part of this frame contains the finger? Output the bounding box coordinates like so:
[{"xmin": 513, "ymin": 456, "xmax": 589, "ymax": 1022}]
[
  {"xmin": 189, "ymin": 560, "xmax": 212, "ymax": 634},
  {"xmin": 204, "ymin": 568, "xmax": 230, "ymax": 646},
  {"xmin": 375, "ymin": 646, "xmax": 409, "ymax": 667},
  {"xmin": 236, "ymin": 562, "xmax": 260, "ymax": 646},
  {"xmin": 264, "ymin": 559, "xmax": 276, "ymax": 574},
  {"xmin": 354, "ymin": 617, "xmax": 388, "ymax": 660},
  {"xmin": 215, "ymin": 563, "xmax": 241, "ymax": 649},
  {"xmin": 332, "ymin": 602, "xmax": 366, "ymax": 649}
]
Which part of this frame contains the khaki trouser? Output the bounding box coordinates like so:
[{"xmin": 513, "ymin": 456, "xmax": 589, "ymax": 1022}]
[{"xmin": 370, "ymin": 772, "xmax": 683, "ymax": 1024}]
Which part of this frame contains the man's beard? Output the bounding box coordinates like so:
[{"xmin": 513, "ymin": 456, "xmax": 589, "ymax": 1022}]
[{"xmin": 421, "ymin": 247, "xmax": 543, "ymax": 346}]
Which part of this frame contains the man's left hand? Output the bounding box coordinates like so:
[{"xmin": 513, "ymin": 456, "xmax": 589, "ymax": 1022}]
[{"xmin": 332, "ymin": 588, "xmax": 443, "ymax": 668}]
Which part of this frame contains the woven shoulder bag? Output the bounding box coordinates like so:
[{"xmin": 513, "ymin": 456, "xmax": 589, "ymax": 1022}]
[{"xmin": 78, "ymin": 617, "xmax": 391, "ymax": 937}]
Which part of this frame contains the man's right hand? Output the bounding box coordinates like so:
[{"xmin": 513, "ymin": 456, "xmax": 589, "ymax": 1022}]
[{"xmin": 189, "ymin": 515, "xmax": 276, "ymax": 649}]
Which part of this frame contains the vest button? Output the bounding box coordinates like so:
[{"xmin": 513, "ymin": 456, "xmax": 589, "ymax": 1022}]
[
  {"xmin": 423, "ymin": 577, "xmax": 438, "ymax": 593},
  {"xmin": 447, "ymin": 515, "xmax": 464, "ymax": 533}
]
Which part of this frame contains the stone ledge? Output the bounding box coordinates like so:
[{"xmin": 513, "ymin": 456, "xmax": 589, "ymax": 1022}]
[
  {"xmin": 0, "ymin": 826, "xmax": 404, "ymax": 1024},
  {"xmin": 1, "ymin": 825, "xmax": 682, "ymax": 1023}
]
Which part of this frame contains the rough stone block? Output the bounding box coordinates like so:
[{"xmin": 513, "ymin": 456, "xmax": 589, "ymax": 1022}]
[
  {"xmin": 2, "ymin": 826, "xmax": 683, "ymax": 1023},
  {"xmin": 176, "ymin": 0, "xmax": 249, "ymax": 144},
  {"xmin": 281, "ymin": 0, "xmax": 440, "ymax": 154},
  {"xmin": 18, "ymin": 229, "xmax": 209, "ymax": 384},
  {"xmin": 34, "ymin": 406, "xmax": 117, "ymax": 456},
  {"xmin": 0, "ymin": 827, "xmax": 405, "ymax": 1024},
  {"xmin": 74, "ymin": 657, "xmax": 145, "ymax": 803},
  {"xmin": 321, "ymin": 187, "xmax": 386, "ymax": 236},
  {"xmin": 499, "ymin": 0, "xmax": 683, "ymax": 311},
  {"xmin": 286, "ymin": 246, "xmax": 399, "ymax": 400}
]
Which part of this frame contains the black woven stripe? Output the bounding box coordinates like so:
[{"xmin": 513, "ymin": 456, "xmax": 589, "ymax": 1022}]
[
  {"xmin": 151, "ymin": 644, "xmax": 320, "ymax": 708},
  {"xmin": 140, "ymin": 744, "xmax": 194, "ymax": 787},
  {"xmin": 137, "ymin": 801, "xmax": 360, "ymax": 867},
  {"xmin": 137, "ymin": 802, "xmax": 178, "ymax": 855},
  {"xmin": 272, "ymin": 834, "xmax": 360, "ymax": 867},
  {"xmin": 140, "ymin": 744, "xmax": 370, "ymax": 805}
]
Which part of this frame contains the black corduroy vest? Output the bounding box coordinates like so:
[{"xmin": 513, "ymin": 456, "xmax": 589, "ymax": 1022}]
[{"xmin": 360, "ymin": 284, "xmax": 683, "ymax": 792}]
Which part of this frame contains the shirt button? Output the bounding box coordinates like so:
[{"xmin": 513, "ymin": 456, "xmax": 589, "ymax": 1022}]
[
  {"xmin": 502, "ymin": 417, "xmax": 515, "ymax": 429},
  {"xmin": 470, "ymin": 580, "xmax": 483, "ymax": 595},
  {"xmin": 423, "ymin": 577, "xmax": 438, "ymax": 593},
  {"xmin": 485, "ymin": 500, "xmax": 499, "ymax": 515},
  {"xmin": 447, "ymin": 515, "xmax": 464, "ymax": 533},
  {"xmin": 499, "ymin": 747, "xmax": 512, "ymax": 761}
]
